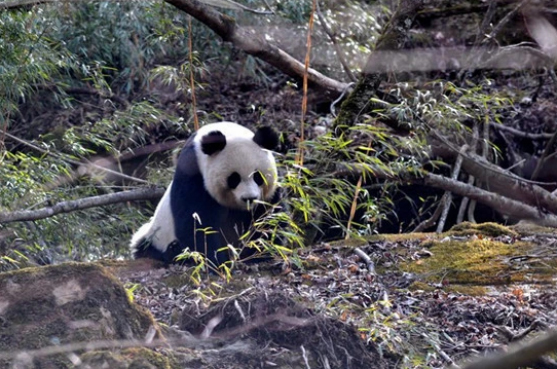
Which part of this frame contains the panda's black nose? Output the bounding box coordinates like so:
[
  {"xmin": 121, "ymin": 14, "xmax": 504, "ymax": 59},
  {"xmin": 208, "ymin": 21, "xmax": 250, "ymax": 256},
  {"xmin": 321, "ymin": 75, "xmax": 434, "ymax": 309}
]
[{"xmin": 241, "ymin": 196, "xmax": 257, "ymax": 203}]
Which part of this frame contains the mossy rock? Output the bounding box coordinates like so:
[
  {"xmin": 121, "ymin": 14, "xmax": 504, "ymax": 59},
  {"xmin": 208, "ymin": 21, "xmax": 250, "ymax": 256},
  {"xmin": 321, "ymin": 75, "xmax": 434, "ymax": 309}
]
[
  {"xmin": 402, "ymin": 234, "xmax": 557, "ymax": 288},
  {"xmin": 403, "ymin": 238, "xmax": 522, "ymax": 285},
  {"xmin": 511, "ymin": 220, "xmax": 557, "ymax": 236},
  {"xmin": 0, "ymin": 262, "xmax": 163, "ymax": 369},
  {"xmin": 448, "ymin": 222, "xmax": 518, "ymax": 238}
]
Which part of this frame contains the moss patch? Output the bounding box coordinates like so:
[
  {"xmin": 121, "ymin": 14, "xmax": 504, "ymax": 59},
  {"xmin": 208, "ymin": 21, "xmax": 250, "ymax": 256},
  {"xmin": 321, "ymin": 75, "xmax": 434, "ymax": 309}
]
[
  {"xmin": 402, "ymin": 238, "xmax": 531, "ymax": 286},
  {"xmin": 448, "ymin": 222, "xmax": 518, "ymax": 238},
  {"xmin": 511, "ymin": 221, "xmax": 557, "ymax": 236},
  {"xmin": 330, "ymin": 232, "xmax": 435, "ymax": 247}
]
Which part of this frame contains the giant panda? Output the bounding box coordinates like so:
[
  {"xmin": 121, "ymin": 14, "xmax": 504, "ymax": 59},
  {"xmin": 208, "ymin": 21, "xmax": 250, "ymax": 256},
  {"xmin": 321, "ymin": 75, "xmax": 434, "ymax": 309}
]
[{"xmin": 130, "ymin": 122, "xmax": 281, "ymax": 266}]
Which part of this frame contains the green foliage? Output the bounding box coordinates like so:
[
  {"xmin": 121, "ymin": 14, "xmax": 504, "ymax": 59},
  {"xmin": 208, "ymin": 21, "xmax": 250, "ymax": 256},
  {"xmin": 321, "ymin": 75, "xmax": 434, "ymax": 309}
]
[
  {"xmin": 284, "ymin": 121, "xmax": 424, "ymax": 242},
  {"xmin": 0, "ymin": 1, "xmax": 220, "ymax": 124},
  {"xmin": 0, "ymin": 101, "xmax": 179, "ymax": 270},
  {"xmin": 281, "ymin": 77, "xmax": 514, "ymax": 240},
  {"xmin": 174, "ymin": 200, "xmax": 302, "ymax": 283},
  {"xmin": 0, "ymin": 147, "xmax": 150, "ymax": 269},
  {"xmin": 0, "ymin": 8, "xmax": 73, "ymax": 122},
  {"xmin": 0, "ymin": 0, "xmax": 515, "ymax": 272},
  {"xmin": 51, "ymin": 1, "xmax": 194, "ymax": 93},
  {"xmin": 274, "ymin": 0, "xmax": 312, "ymax": 23}
]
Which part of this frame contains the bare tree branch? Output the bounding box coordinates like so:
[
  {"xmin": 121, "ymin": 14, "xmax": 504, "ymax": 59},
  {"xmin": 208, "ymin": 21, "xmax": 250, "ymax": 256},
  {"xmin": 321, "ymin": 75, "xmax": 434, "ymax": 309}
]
[
  {"xmin": 437, "ymin": 144, "xmax": 468, "ymax": 232},
  {"xmin": 420, "ymin": 171, "xmax": 557, "ymax": 227},
  {"xmin": 164, "ymin": 0, "xmax": 349, "ymax": 96},
  {"xmin": 491, "ymin": 123, "xmax": 555, "ymax": 140},
  {"xmin": 338, "ymin": 163, "xmax": 557, "ymax": 227},
  {"xmin": 0, "ymin": 188, "xmax": 165, "ymax": 223},
  {"xmin": 430, "ymin": 128, "xmax": 557, "ymax": 214},
  {"xmin": 459, "ymin": 328, "xmax": 557, "ymax": 369},
  {"xmin": 457, "ymin": 152, "xmax": 557, "ymax": 215}
]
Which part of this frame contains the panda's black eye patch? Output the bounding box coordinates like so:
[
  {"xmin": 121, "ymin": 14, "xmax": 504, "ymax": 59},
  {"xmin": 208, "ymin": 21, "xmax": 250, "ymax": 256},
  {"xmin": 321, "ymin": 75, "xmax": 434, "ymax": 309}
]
[
  {"xmin": 253, "ymin": 171, "xmax": 265, "ymax": 186},
  {"xmin": 227, "ymin": 172, "xmax": 241, "ymax": 189}
]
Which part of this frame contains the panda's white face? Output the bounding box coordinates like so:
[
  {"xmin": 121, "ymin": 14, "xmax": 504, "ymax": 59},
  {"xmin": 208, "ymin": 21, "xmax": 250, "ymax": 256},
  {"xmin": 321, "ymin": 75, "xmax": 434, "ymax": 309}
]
[{"xmin": 195, "ymin": 122, "xmax": 278, "ymax": 210}]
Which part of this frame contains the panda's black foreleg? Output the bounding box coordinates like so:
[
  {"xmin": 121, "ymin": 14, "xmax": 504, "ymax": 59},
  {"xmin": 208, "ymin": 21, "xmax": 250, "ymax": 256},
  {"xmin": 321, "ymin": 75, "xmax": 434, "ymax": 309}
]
[{"xmin": 133, "ymin": 238, "xmax": 178, "ymax": 266}]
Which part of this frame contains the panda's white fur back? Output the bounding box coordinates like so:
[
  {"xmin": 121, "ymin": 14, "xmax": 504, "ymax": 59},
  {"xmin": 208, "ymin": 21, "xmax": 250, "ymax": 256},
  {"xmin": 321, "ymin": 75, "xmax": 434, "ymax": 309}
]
[{"xmin": 130, "ymin": 183, "xmax": 176, "ymax": 253}]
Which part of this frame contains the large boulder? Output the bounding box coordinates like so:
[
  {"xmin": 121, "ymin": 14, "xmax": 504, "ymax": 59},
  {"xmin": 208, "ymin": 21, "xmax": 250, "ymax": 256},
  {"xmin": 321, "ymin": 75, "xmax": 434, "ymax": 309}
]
[{"xmin": 0, "ymin": 262, "xmax": 163, "ymax": 369}]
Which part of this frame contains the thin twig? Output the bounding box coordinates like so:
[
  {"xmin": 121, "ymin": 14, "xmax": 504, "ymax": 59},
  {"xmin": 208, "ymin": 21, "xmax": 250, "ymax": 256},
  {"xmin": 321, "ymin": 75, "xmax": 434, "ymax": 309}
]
[{"xmin": 301, "ymin": 345, "xmax": 311, "ymax": 369}]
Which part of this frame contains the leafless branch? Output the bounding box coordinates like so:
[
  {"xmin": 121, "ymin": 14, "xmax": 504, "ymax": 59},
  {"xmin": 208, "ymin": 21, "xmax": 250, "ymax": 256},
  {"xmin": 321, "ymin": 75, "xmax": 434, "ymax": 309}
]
[
  {"xmin": 457, "ymin": 124, "xmax": 479, "ymax": 223},
  {"xmin": 457, "ymin": 151, "xmax": 557, "ymax": 214},
  {"xmin": 437, "ymin": 144, "xmax": 468, "ymax": 232},
  {"xmin": 421, "ymin": 171, "xmax": 557, "ymax": 227},
  {"xmin": 164, "ymin": 0, "xmax": 349, "ymax": 96},
  {"xmin": 338, "ymin": 162, "xmax": 557, "ymax": 227},
  {"xmin": 0, "ymin": 187, "xmax": 165, "ymax": 223},
  {"xmin": 491, "ymin": 123, "xmax": 555, "ymax": 140}
]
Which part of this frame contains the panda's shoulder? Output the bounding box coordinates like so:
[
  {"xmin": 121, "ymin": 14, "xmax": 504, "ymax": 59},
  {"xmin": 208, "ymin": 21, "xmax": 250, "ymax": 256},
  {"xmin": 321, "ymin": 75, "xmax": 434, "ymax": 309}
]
[{"xmin": 176, "ymin": 134, "xmax": 200, "ymax": 176}]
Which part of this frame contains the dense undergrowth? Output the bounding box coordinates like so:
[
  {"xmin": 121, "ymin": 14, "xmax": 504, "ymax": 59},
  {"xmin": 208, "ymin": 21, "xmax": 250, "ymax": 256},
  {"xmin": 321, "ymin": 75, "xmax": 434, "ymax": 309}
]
[{"xmin": 1, "ymin": 1, "xmax": 514, "ymax": 272}]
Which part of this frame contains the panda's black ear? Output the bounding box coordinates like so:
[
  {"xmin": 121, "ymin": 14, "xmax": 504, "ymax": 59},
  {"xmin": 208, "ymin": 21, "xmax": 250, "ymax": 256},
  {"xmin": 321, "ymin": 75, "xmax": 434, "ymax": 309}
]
[
  {"xmin": 201, "ymin": 131, "xmax": 227, "ymax": 155},
  {"xmin": 253, "ymin": 126, "xmax": 279, "ymax": 150}
]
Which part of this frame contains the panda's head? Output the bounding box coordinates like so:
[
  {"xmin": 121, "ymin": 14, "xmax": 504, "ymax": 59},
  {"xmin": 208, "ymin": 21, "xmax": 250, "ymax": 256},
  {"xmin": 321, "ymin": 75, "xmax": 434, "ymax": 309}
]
[{"xmin": 194, "ymin": 122, "xmax": 279, "ymax": 210}]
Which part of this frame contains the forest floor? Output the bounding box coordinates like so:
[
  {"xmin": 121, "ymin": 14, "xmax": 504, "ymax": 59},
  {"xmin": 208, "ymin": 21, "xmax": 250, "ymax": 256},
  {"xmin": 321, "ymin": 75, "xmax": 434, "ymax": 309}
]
[
  {"xmin": 112, "ymin": 65, "xmax": 557, "ymax": 368},
  {"xmin": 119, "ymin": 222, "xmax": 557, "ymax": 368}
]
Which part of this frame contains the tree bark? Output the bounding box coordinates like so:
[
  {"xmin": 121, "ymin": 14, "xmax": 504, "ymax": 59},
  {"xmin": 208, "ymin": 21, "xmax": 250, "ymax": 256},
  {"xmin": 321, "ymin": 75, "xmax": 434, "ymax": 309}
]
[
  {"xmin": 164, "ymin": 0, "xmax": 349, "ymax": 96},
  {"xmin": 333, "ymin": 0, "xmax": 426, "ymax": 135},
  {"xmin": 0, "ymin": 188, "xmax": 165, "ymax": 223}
]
